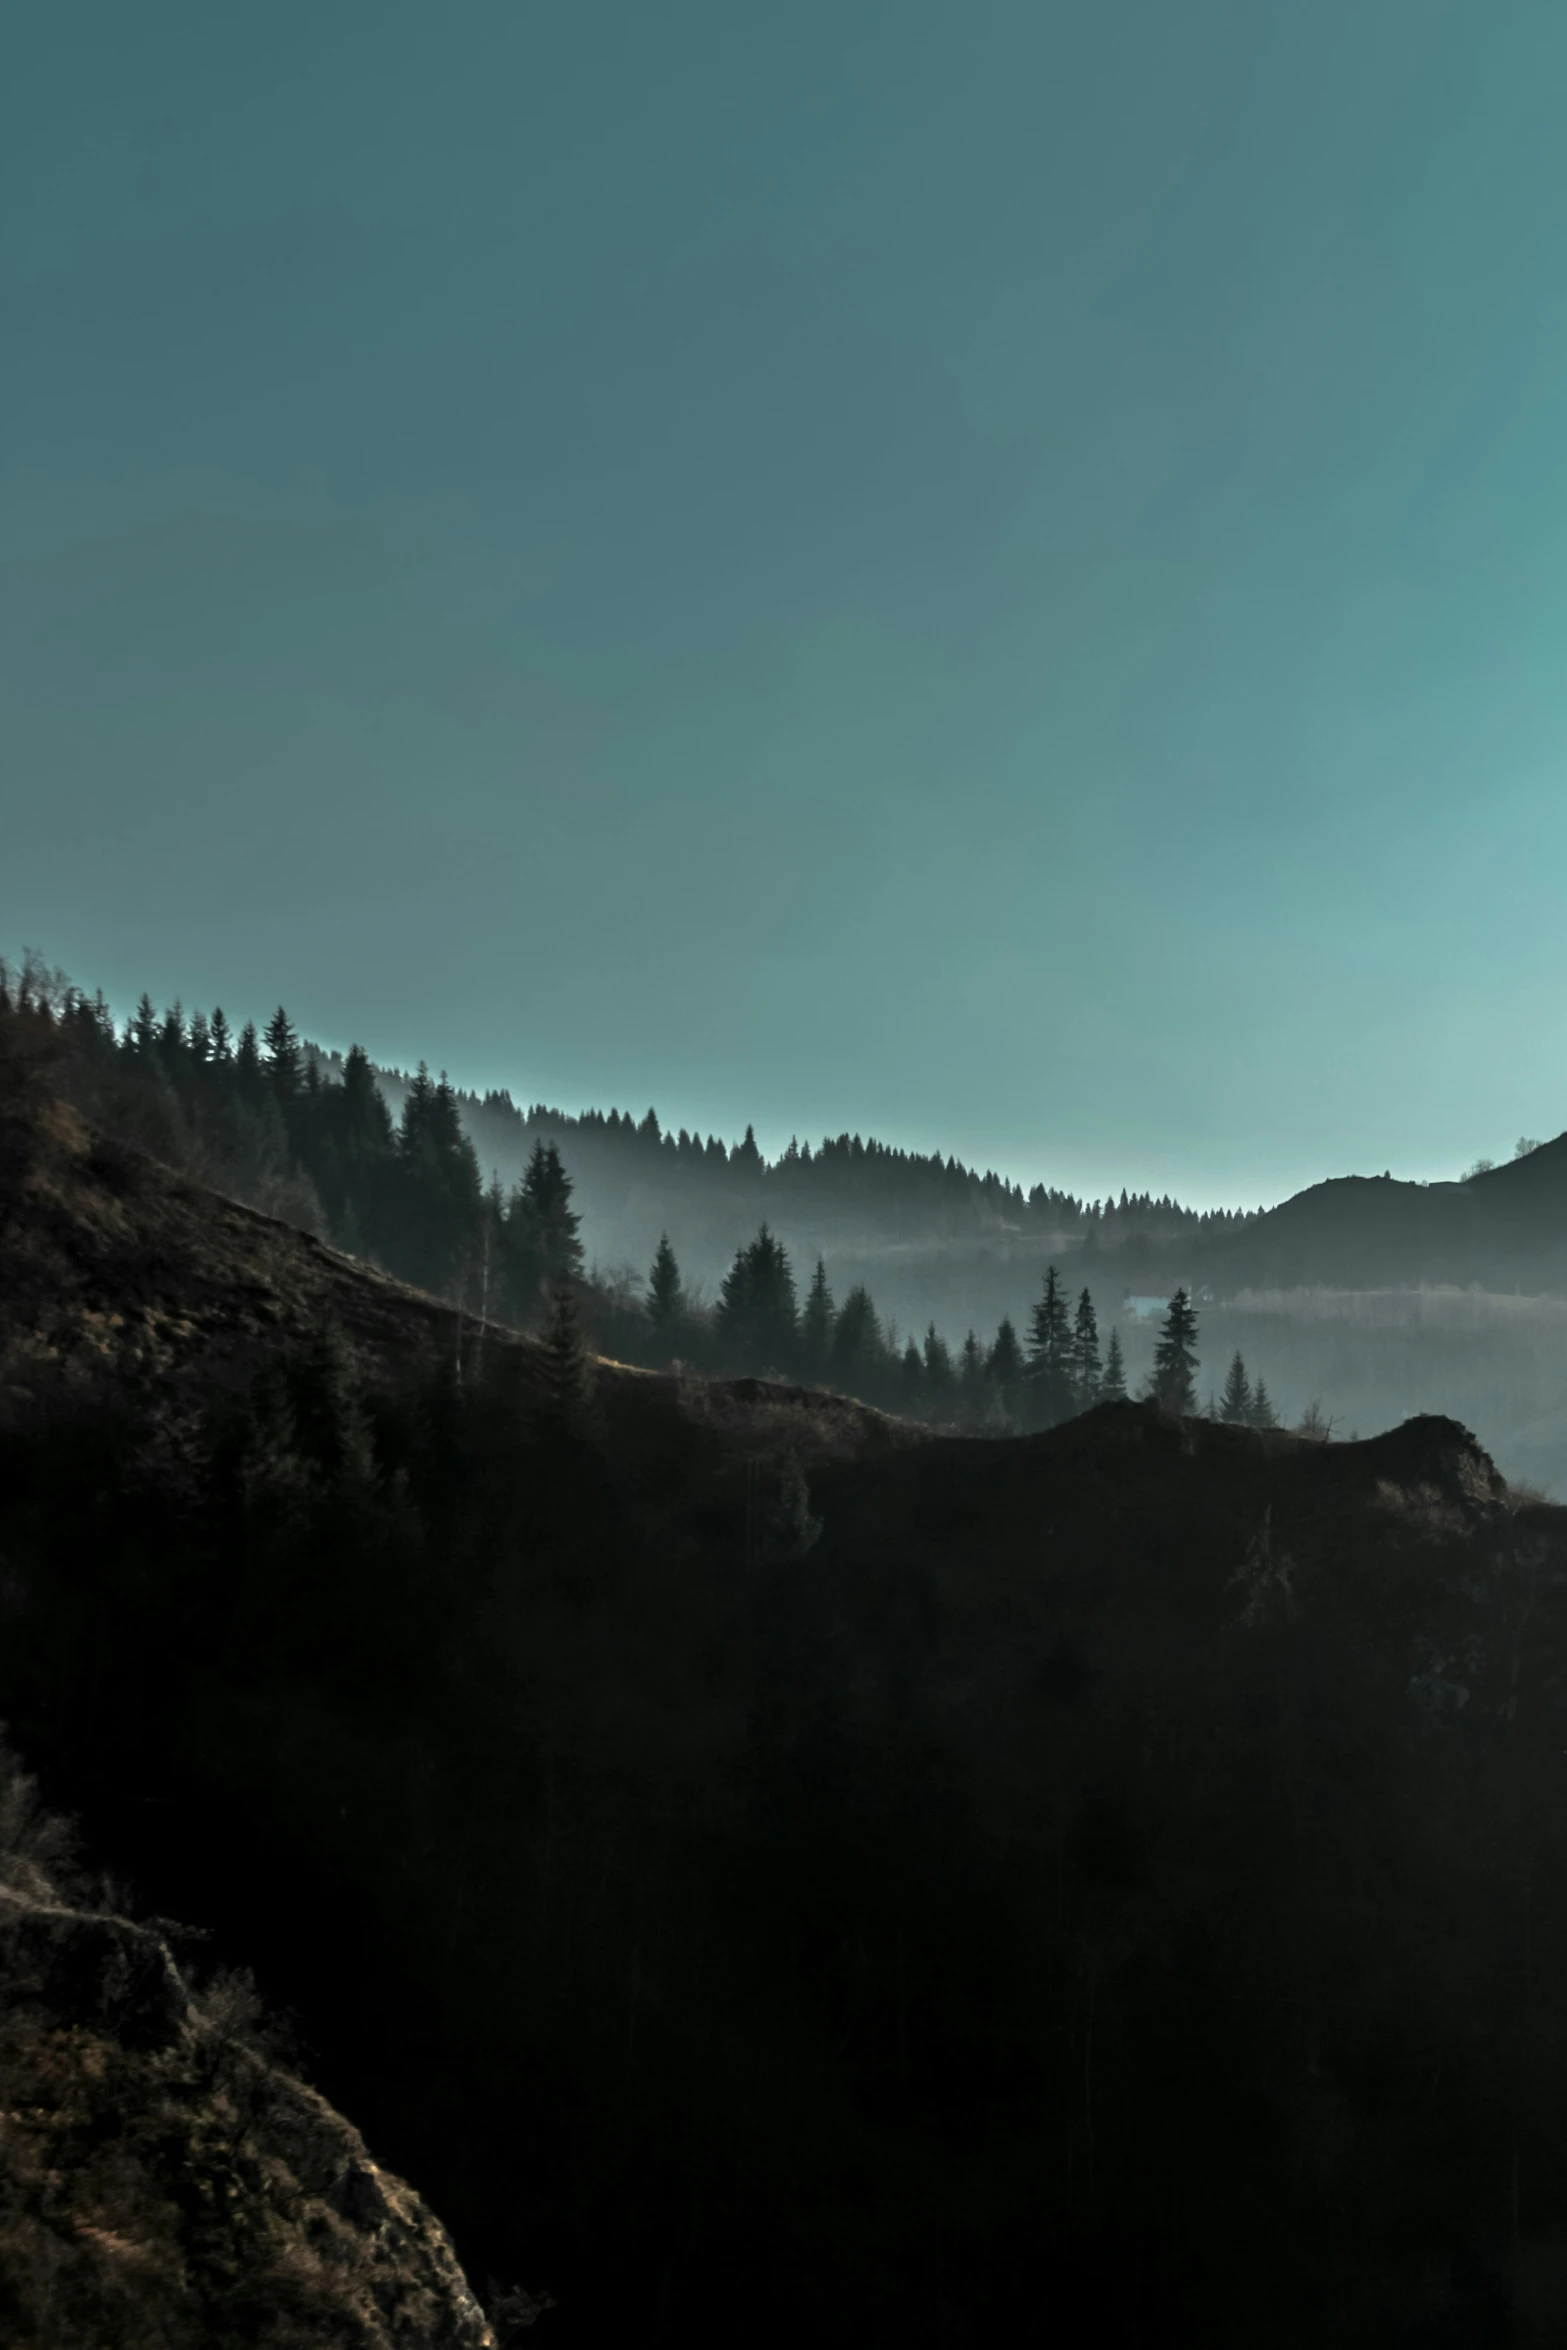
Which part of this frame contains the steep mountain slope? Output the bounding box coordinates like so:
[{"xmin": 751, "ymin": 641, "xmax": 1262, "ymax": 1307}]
[{"xmin": 7, "ymin": 1055, "xmax": 1567, "ymax": 2343}]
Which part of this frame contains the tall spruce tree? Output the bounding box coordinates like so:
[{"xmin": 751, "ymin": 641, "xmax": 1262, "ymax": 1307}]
[
  {"xmin": 1221, "ymin": 1350, "xmax": 1253, "ymax": 1425},
  {"xmin": 341, "ymin": 1044, "xmax": 394, "ymax": 1150},
  {"xmin": 1071, "ymin": 1287, "xmax": 1102, "ymax": 1409},
  {"xmin": 922, "ymin": 1323, "xmax": 955, "ymax": 1408},
  {"xmin": 537, "ymin": 1282, "xmax": 597, "ymax": 1432},
  {"xmin": 714, "ymin": 1224, "xmax": 798, "ymax": 1373},
  {"xmin": 830, "ymin": 1286, "xmax": 887, "ymax": 1396},
  {"xmin": 800, "ymin": 1258, "xmax": 835, "ymax": 1378},
  {"xmin": 234, "ymin": 1021, "xmax": 263, "ymax": 1093},
  {"xmin": 130, "ymin": 994, "xmax": 160, "ymax": 1057},
  {"xmin": 504, "ymin": 1139, "xmax": 583, "ymax": 1322},
  {"xmin": 524, "ymin": 1140, "xmax": 584, "ymax": 1279},
  {"xmin": 1151, "ymin": 1288, "xmax": 1200, "ymax": 1414},
  {"xmin": 987, "ymin": 1316, "xmax": 1025, "ymax": 1423},
  {"xmin": 645, "ymin": 1233, "xmax": 686, "ymax": 1351},
  {"xmin": 1249, "ymin": 1375, "xmax": 1278, "ymax": 1430},
  {"xmin": 958, "ymin": 1330, "xmax": 987, "ymax": 1423},
  {"xmin": 263, "ymin": 1006, "xmax": 301, "ymax": 1103},
  {"xmin": 1101, "ymin": 1324, "xmax": 1128, "ymax": 1402},
  {"xmin": 1026, "ymin": 1265, "xmax": 1075, "ymax": 1427}
]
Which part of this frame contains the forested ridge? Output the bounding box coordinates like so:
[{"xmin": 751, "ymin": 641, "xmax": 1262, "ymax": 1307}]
[
  {"xmin": 1, "ymin": 953, "xmax": 1283, "ymax": 1433},
  {"xmin": 359, "ymin": 1048, "xmax": 1261, "ymax": 1248}
]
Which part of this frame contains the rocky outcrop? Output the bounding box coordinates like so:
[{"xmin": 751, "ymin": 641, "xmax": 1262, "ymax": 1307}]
[{"xmin": 0, "ymin": 1762, "xmax": 524, "ymax": 2350}]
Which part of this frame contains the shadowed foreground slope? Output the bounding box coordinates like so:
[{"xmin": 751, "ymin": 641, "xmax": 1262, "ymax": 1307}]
[{"xmin": 6, "ymin": 1055, "xmax": 1567, "ymax": 2344}]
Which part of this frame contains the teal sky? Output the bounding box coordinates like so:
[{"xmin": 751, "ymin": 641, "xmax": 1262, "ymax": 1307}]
[{"xmin": 6, "ymin": 1, "xmax": 1567, "ymax": 1207}]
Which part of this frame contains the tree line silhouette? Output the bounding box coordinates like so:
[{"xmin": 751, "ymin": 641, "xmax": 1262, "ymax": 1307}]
[{"xmin": 2, "ymin": 954, "xmax": 1293, "ymax": 1430}]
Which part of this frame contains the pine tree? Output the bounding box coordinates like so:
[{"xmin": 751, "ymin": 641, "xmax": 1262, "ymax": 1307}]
[
  {"xmin": 1151, "ymin": 1288, "xmax": 1200, "ymax": 1414},
  {"xmin": 130, "ymin": 994, "xmax": 160, "ymax": 1057},
  {"xmin": 263, "ymin": 1006, "xmax": 301, "ymax": 1102},
  {"xmin": 1026, "ymin": 1265, "xmax": 1075, "ymax": 1427},
  {"xmin": 800, "ymin": 1258, "xmax": 835, "ymax": 1378},
  {"xmin": 341, "ymin": 1045, "xmax": 394, "ymax": 1150},
  {"xmin": 537, "ymin": 1283, "xmax": 597, "ymax": 1431},
  {"xmin": 1071, "ymin": 1287, "xmax": 1102, "ymax": 1409},
  {"xmin": 400, "ymin": 1063, "xmax": 437, "ymax": 1155},
  {"xmin": 646, "ymin": 1233, "xmax": 686, "ymax": 1351},
  {"xmin": 393, "ymin": 1062, "xmax": 484, "ymax": 1297},
  {"xmin": 922, "ymin": 1322, "xmax": 955, "ymax": 1407},
  {"xmin": 1221, "ymin": 1350, "xmax": 1253, "ymax": 1425},
  {"xmin": 520, "ymin": 1140, "xmax": 584, "ymax": 1281},
  {"xmin": 901, "ymin": 1339, "xmax": 926, "ymax": 1407},
  {"xmin": 1101, "ymin": 1324, "xmax": 1128, "ymax": 1402},
  {"xmin": 234, "ymin": 1021, "xmax": 263, "ymax": 1092},
  {"xmin": 208, "ymin": 1007, "xmax": 233, "ymax": 1063},
  {"xmin": 830, "ymin": 1286, "xmax": 887, "ymax": 1396},
  {"xmin": 1250, "ymin": 1375, "xmax": 1278, "ymax": 1430},
  {"xmin": 715, "ymin": 1224, "xmax": 798, "ymax": 1373},
  {"xmin": 987, "ymin": 1316, "xmax": 1025, "ymax": 1422},
  {"xmin": 959, "ymin": 1330, "xmax": 987, "ymax": 1423}
]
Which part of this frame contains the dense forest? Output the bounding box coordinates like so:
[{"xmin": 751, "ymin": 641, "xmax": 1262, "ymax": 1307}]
[{"xmin": 0, "ymin": 953, "xmax": 1289, "ymax": 1435}]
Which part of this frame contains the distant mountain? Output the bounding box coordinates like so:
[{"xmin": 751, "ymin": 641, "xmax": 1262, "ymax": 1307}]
[{"xmin": 1207, "ymin": 1136, "xmax": 1567, "ymax": 1294}]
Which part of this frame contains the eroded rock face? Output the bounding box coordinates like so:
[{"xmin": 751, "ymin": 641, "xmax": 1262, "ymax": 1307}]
[{"xmin": 0, "ymin": 1818, "xmax": 512, "ymax": 2350}]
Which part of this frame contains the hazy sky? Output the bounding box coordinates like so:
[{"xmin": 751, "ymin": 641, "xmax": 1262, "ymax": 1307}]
[{"xmin": 6, "ymin": 1, "xmax": 1567, "ymax": 1207}]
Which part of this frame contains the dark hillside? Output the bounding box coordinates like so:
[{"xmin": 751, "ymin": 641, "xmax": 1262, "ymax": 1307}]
[{"xmin": 6, "ymin": 1056, "xmax": 1567, "ymax": 2342}]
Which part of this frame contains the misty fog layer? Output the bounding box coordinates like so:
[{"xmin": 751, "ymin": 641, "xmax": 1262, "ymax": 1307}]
[{"xmin": 363, "ymin": 1059, "xmax": 1567, "ymax": 1492}]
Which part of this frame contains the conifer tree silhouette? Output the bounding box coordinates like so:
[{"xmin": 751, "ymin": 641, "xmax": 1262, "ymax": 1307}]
[
  {"xmin": 1071, "ymin": 1287, "xmax": 1102, "ymax": 1408},
  {"xmin": 1151, "ymin": 1289, "xmax": 1200, "ymax": 1414},
  {"xmin": 715, "ymin": 1224, "xmax": 798, "ymax": 1373},
  {"xmin": 1221, "ymin": 1351, "xmax": 1253, "ymax": 1424},
  {"xmin": 263, "ymin": 1006, "xmax": 301, "ymax": 1102},
  {"xmin": 646, "ymin": 1233, "xmax": 686, "ymax": 1351},
  {"xmin": 1027, "ymin": 1266, "xmax": 1075, "ymax": 1426},
  {"xmin": 987, "ymin": 1316, "xmax": 1025, "ymax": 1422},
  {"xmin": 537, "ymin": 1283, "xmax": 597, "ymax": 1431},
  {"xmin": 800, "ymin": 1258, "xmax": 835, "ymax": 1378}
]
